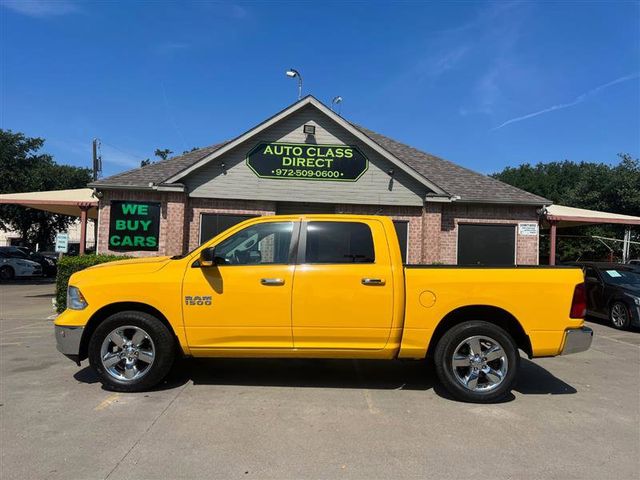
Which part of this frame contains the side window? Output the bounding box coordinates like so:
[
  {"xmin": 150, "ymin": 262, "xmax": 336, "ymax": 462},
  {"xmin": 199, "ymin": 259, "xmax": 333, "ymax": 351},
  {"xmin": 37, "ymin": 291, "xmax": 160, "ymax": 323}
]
[
  {"xmin": 305, "ymin": 222, "xmax": 375, "ymax": 264},
  {"xmin": 214, "ymin": 222, "xmax": 293, "ymax": 265}
]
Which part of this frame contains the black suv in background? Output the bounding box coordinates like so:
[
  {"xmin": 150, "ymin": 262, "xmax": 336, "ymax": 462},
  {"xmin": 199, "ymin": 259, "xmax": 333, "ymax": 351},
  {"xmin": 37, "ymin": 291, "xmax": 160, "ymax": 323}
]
[
  {"xmin": 0, "ymin": 246, "xmax": 57, "ymax": 277},
  {"xmin": 572, "ymin": 262, "xmax": 640, "ymax": 330}
]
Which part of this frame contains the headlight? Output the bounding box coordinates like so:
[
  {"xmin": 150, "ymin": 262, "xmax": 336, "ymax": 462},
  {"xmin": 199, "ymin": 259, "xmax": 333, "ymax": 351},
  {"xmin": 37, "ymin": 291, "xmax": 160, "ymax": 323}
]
[
  {"xmin": 633, "ymin": 296, "xmax": 640, "ymax": 306},
  {"xmin": 67, "ymin": 286, "xmax": 88, "ymax": 310}
]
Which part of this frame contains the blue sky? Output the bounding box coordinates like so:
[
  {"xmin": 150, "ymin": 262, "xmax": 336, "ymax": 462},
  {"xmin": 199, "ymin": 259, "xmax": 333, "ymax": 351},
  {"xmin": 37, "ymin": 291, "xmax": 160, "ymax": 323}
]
[{"xmin": 1, "ymin": 1, "xmax": 639, "ymax": 178}]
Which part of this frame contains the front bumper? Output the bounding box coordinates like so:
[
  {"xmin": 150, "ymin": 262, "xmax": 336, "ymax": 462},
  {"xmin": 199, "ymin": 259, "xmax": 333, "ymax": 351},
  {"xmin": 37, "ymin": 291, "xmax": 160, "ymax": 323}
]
[
  {"xmin": 561, "ymin": 326, "xmax": 593, "ymax": 355},
  {"xmin": 55, "ymin": 325, "xmax": 84, "ymax": 365}
]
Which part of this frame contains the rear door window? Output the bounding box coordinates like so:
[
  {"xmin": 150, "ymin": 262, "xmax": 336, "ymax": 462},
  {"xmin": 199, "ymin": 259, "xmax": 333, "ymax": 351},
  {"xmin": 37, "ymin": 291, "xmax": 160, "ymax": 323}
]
[{"xmin": 304, "ymin": 222, "xmax": 375, "ymax": 264}]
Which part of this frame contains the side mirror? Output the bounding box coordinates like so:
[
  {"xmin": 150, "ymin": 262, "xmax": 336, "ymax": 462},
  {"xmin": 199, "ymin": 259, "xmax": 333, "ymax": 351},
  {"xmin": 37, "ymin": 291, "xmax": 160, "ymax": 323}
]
[{"xmin": 199, "ymin": 247, "xmax": 216, "ymax": 267}]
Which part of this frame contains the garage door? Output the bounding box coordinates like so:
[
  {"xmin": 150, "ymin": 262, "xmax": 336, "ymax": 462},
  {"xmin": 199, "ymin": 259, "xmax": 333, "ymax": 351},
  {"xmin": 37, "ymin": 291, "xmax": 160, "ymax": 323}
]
[{"xmin": 457, "ymin": 224, "xmax": 515, "ymax": 266}]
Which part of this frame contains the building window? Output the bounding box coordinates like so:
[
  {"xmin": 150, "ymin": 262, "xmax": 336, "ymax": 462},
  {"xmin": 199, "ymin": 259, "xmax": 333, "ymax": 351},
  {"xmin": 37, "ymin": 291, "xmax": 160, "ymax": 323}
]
[
  {"xmin": 457, "ymin": 224, "xmax": 516, "ymax": 265},
  {"xmin": 200, "ymin": 214, "xmax": 257, "ymax": 244},
  {"xmin": 304, "ymin": 222, "xmax": 375, "ymax": 264},
  {"xmin": 392, "ymin": 220, "xmax": 409, "ymax": 263}
]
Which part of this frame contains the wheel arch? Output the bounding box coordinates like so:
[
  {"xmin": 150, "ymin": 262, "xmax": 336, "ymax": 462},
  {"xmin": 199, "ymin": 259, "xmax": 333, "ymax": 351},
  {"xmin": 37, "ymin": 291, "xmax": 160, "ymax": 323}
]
[
  {"xmin": 427, "ymin": 305, "xmax": 532, "ymax": 359},
  {"xmin": 79, "ymin": 302, "xmax": 182, "ymax": 361},
  {"xmin": 0, "ymin": 264, "xmax": 15, "ymax": 277}
]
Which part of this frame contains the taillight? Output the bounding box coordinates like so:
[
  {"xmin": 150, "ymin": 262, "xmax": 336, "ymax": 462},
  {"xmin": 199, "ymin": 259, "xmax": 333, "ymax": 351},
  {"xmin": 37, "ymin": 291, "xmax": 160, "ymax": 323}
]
[{"xmin": 570, "ymin": 283, "xmax": 586, "ymax": 318}]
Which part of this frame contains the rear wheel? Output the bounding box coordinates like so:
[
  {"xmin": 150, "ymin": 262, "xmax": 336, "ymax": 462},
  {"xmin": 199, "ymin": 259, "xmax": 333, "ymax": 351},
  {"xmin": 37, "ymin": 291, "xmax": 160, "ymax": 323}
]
[
  {"xmin": 88, "ymin": 311, "xmax": 175, "ymax": 392},
  {"xmin": 0, "ymin": 266, "xmax": 15, "ymax": 281},
  {"xmin": 610, "ymin": 301, "xmax": 631, "ymax": 330},
  {"xmin": 434, "ymin": 321, "xmax": 519, "ymax": 403}
]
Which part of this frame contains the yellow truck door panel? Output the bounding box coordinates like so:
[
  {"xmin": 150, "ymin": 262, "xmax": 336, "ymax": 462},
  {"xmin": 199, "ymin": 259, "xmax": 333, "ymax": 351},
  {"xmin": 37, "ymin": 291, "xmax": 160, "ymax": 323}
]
[
  {"xmin": 182, "ymin": 220, "xmax": 296, "ymax": 349},
  {"xmin": 292, "ymin": 220, "xmax": 394, "ymax": 349}
]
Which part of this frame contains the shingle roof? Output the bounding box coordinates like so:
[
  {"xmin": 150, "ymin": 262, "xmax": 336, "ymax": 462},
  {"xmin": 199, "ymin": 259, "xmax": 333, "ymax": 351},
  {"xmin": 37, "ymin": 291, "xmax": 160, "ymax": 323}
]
[
  {"xmin": 92, "ymin": 114, "xmax": 548, "ymax": 205},
  {"xmin": 90, "ymin": 143, "xmax": 228, "ymax": 188},
  {"xmin": 352, "ymin": 125, "xmax": 548, "ymax": 204}
]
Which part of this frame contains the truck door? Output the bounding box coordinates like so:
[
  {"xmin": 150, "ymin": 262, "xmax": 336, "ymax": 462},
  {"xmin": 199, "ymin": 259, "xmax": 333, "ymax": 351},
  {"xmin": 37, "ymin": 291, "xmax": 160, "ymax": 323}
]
[
  {"xmin": 291, "ymin": 219, "xmax": 394, "ymax": 350},
  {"xmin": 182, "ymin": 220, "xmax": 297, "ymax": 350}
]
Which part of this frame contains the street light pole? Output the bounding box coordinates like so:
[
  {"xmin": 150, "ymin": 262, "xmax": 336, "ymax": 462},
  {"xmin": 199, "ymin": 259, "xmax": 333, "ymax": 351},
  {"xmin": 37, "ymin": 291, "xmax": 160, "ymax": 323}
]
[{"xmin": 286, "ymin": 68, "xmax": 302, "ymax": 100}]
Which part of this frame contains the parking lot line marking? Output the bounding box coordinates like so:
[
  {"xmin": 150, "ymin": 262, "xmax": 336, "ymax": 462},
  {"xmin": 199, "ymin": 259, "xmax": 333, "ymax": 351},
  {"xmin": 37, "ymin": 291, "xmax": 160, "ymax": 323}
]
[
  {"xmin": 0, "ymin": 342, "xmax": 22, "ymax": 346},
  {"xmin": 95, "ymin": 393, "xmax": 121, "ymax": 411},
  {"xmin": 2, "ymin": 322, "xmax": 50, "ymax": 333},
  {"xmin": 104, "ymin": 383, "xmax": 189, "ymax": 479},
  {"xmin": 597, "ymin": 334, "xmax": 640, "ymax": 349},
  {"xmin": 362, "ymin": 389, "xmax": 380, "ymax": 415}
]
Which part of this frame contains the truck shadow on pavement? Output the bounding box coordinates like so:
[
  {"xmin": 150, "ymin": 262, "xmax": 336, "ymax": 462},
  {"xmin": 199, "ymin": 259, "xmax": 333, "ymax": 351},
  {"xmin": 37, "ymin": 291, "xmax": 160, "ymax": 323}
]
[{"xmin": 74, "ymin": 356, "xmax": 576, "ymax": 401}]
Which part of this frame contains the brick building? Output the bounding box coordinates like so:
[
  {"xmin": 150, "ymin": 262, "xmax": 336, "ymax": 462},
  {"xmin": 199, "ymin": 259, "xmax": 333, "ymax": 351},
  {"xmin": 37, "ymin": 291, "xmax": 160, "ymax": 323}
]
[{"xmin": 91, "ymin": 96, "xmax": 548, "ymax": 264}]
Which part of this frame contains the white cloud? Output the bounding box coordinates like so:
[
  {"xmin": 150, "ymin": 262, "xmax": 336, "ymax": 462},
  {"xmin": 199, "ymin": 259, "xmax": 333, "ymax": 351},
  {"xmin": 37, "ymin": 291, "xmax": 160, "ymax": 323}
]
[
  {"xmin": 492, "ymin": 73, "xmax": 640, "ymax": 130},
  {"xmin": 1, "ymin": 0, "xmax": 78, "ymax": 17}
]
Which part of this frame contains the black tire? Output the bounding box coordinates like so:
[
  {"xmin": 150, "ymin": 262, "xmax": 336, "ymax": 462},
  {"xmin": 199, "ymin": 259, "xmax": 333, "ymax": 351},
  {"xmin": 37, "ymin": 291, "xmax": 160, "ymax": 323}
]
[
  {"xmin": 88, "ymin": 311, "xmax": 175, "ymax": 392},
  {"xmin": 434, "ymin": 321, "xmax": 520, "ymax": 403},
  {"xmin": 0, "ymin": 265, "xmax": 15, "ymax": 281},
  {"xmin": 609, "ymin": 301, "xmax": 631, "ymax": 330}
]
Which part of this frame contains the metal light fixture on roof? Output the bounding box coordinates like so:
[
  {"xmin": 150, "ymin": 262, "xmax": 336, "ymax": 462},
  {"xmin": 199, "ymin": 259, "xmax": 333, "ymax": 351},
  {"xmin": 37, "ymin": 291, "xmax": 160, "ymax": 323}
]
[{"xmin": 285, "ymin": 68, "xmax": 302, "ymax": 100}]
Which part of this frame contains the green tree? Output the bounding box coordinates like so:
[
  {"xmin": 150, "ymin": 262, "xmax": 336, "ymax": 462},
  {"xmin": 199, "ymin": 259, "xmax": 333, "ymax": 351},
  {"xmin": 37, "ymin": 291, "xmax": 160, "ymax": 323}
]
[
  {"xmin": 492, "ymin": 154, "xmax": 640, "ymax": 262},
  {"xmin": 0, "ymin": 130, "xmax": 93, "ymax": 249},
  {"xmin": 140, "ymin": 148, "xmax": 175, "ymax": 167},
  {"xmin": 154, "ymin": 148, "xmax": 173, "ymax": 161}
]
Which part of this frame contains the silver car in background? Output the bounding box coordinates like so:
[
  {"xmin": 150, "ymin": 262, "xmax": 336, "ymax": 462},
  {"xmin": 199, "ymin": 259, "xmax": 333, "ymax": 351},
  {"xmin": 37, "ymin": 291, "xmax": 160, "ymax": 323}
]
[{"xmin": 0, "ymin": 251, "xmax": 42, "ymax": 281}]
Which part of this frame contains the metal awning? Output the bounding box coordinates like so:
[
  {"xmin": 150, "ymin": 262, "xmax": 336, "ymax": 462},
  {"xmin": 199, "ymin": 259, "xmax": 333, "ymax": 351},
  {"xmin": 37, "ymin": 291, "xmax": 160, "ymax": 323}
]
[
  {"xmin": 0, "ymin": 188, "xmax": 98, "ymax": 219},
  {"xmin": 541, "ymin": 204, "xmax": 640, "ymax": 265},
  {"xmin": 542, "ymin": 204, "xmax": 640, "ymax": 228},
  {"xmin": 0, "ymin": 188, "xmax": 98, "ymax": 254}
]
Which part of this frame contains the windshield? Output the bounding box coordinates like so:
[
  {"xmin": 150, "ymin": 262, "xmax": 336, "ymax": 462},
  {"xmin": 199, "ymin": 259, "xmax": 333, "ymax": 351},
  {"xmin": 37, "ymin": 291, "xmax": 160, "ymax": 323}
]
[{"xmin": 601, "ymin": 269, "xmax": 640, "ymax": 286}]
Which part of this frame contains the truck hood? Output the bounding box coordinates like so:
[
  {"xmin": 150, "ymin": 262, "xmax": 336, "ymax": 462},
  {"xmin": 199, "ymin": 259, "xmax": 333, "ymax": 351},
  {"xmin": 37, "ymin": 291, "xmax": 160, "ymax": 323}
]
[
  {"xmin": 87, "ymin": 256, "xmax": 172, "ymax": 270},
  {"xmin": 73, "ymin": 256, "xmax": 173, "ymax": 280},
  {"xmin": 67, "ymin": 256, "xmax": 175, "ymax": 291}
]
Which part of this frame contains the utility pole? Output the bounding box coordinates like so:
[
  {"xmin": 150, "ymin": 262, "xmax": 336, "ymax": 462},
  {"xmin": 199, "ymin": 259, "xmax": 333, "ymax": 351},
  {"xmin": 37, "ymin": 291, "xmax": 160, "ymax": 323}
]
[
  {"xmin": 92, "ymin": 138, "xmax": 102, "ymax": 181},
  {"xmin": 91, "ymin": 138, "xmax": 102, "ymax": 252}
]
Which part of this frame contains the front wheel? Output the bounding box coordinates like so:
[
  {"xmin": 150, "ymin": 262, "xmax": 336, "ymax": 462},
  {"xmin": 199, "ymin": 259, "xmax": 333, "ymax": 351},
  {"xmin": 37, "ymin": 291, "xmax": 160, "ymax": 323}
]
[
  {"xmin": 434, "ymin": 321, "xmax": 520, "ymax": 403},
  {"xmin": 610, "ymin": 301, "xmax": 631, "ymax": 330},
  {"xmin": 88, "ymin": 311, "xmax": 176, "ymax": 392},
  {"xmin": 0, "ymin": 266, "xmax": 15, "ymax": 281}
]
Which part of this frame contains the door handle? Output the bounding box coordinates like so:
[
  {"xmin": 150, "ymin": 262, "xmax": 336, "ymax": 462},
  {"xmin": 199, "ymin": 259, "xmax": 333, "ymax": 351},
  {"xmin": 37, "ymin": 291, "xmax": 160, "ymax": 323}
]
[
  {"xmin": 261, "ymin": 278, "xmax": 285, "ymax": 286},
  {"xmin": 362, "ymin": 278, "xmax": 385, "ymax": 286}
]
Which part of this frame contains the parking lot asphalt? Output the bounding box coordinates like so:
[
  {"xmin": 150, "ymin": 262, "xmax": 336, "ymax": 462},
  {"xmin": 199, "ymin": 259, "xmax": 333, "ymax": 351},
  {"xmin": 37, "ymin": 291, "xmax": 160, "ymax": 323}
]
[{"xmin": 1, "ymin": 281, "xmax": 639, "ymax": 480}]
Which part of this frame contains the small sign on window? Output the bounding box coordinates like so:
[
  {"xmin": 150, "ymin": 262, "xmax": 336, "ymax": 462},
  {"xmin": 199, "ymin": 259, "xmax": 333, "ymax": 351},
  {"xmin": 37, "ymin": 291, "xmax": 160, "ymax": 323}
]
[{"xmin": 606, "ymin": 270, "xmax": 622, "ymax": 278}]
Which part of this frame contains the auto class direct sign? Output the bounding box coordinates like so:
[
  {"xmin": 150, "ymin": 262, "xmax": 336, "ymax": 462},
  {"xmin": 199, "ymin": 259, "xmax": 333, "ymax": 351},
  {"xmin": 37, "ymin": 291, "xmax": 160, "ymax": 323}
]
[
  {"xmin": 108, "ymin": 201, "xmax": 160, "ymax": 251},
  {"xmin": 246, "ymin": 142, "xmax": 368, "ymax": 181}
]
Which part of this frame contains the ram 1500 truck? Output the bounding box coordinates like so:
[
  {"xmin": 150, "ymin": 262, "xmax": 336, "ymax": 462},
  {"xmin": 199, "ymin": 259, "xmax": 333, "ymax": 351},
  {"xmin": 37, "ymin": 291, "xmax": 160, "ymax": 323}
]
[{"xmin": 55, "ymin": 215, "xmax": 592, "ymax": 402}]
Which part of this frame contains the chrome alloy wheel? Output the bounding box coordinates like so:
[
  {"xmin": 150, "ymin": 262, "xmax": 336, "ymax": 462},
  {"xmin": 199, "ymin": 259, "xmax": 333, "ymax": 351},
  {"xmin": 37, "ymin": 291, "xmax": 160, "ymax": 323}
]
[
  {"xmin": 100, "ymin": 325, "xmax": 155, "ymax": 382},
  {"xmin": 611, "ymin": 303, "xmax": 629, "ymax": 328},
  {"xmin": 451, "ymin": 335, "xmax": 509, "ymax": 392}
]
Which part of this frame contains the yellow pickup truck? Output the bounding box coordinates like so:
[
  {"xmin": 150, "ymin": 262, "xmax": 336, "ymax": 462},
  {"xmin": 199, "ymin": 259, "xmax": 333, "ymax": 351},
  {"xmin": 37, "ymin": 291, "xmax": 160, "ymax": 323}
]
[{"xmin": 55, "ymin": 215, "xmax": 592, "ymax": 402}]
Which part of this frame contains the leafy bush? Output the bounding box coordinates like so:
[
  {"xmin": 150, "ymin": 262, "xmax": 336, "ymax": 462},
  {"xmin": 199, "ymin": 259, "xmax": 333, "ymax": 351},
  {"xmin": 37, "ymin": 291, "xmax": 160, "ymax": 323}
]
[{"xmin": 55, "ymin": 254, "xmax": 127, "ymax": 313}]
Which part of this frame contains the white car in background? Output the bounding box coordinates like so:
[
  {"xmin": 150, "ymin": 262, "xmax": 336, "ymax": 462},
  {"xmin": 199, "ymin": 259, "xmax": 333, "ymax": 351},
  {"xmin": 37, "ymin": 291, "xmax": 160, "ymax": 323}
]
[{"xmin": 0, "ymin": 252, "xmax": 42, "ymax": 281}]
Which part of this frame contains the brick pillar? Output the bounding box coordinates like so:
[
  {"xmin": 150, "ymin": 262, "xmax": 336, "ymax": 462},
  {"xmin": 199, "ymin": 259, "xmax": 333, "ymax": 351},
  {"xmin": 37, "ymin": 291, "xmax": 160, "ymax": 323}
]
[
  {"xmin": 422, "ymin": 203, "xmax": 442, "ymax": 263},
  {"xmin": 165, "ymin": 193, "xmax": 188, "ymax": 256}
]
